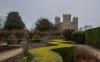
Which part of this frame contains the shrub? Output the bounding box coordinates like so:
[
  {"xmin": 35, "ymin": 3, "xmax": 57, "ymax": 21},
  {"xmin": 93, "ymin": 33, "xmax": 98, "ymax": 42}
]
[
  {"xmin": 27, "ymin": 51, "xmax": 34, "ymax": 62},
  {"xmin": 31, "ymin": 35, "xmax": 41, "ymax": 43},
  {"xmin": 18, "ymin": 57, "xmax": 27, "ymax": 62},
  {"xmin": 63, "ymin": 29, "xmax": 74, "ymax": 41},
  {"xmin": 54, "ymin": 33, "xmax": 64, "ymax": 39}
]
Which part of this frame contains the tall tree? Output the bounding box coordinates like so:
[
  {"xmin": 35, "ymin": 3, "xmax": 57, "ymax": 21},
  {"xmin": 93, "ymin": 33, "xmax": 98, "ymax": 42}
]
[
  {"xmin": 35, "ymin": 18, "xmax": 53, "ymax": 31},
  {"xmin": 4, "ymin": 11, "xmax": 25, "ymax": 30}
]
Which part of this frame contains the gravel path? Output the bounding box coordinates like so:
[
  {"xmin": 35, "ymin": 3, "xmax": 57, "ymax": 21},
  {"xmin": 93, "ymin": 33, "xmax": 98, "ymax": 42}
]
[{"xmin": 0, "ymin": 48, "xmax": 23, "ymax": 62}]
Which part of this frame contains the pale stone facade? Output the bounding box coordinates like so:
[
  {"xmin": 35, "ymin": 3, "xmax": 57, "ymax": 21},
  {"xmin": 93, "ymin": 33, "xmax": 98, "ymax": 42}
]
[{"xmin": 55, "ymin": 14, "xmax": 78, "ymax": 31}]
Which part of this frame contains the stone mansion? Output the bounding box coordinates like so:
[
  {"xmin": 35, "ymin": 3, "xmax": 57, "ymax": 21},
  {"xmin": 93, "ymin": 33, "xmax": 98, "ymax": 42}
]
[{"xmin": 55, "ymin": 14, "xmax": 78, "ymax": 31}]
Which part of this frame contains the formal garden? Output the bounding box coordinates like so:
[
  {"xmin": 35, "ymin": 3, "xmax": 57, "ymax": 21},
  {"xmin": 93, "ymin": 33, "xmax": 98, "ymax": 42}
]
[
  {"xmin": 0, "ymin": 11, "xmax": 100, "ymax": 62},
  {"xmin": 18, "ymin": 39, "xmax": 74, "ymax": 62}
]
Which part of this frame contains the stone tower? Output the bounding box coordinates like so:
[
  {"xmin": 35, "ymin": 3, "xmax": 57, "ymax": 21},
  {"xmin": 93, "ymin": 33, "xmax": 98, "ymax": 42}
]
[
  {"xmin": 55, "ymin": 16, "xmax": 60, "ymax": 26},
  {"xmin": 62, "ymin": 14, "xmax": 72, "ymax": 30},
  {"xmin": 63, "ymin": 14, "xmax": 71, "ymax": 22},
  {"xmin": 72, "ymin": 17, "xmax": 78, "ymax": 30},
  {"xmin": 54, "ymin": 14, "xmax": 78, "ymax": 31}
]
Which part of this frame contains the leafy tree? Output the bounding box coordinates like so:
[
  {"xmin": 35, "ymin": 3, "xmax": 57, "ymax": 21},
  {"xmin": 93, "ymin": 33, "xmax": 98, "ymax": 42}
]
[
  {"xmin": 35, "ymin": 18, "xmax": 53, "ymax": 31},
  {"xmin": 4, "ymin": 11, "xmax": 25, "ymax": 30},
  {"xmin": 63, "ymin": 29, "xmax": 74, "ymax": 41}
]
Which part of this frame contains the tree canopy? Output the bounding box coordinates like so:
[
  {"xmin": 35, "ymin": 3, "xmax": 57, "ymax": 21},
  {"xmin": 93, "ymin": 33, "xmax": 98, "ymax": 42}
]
[
  {"xmin": 35, "ymin": 18, "xmax": 53, "ymax": 31},
  {"xmin": 4, "ymin": 11, "xmax": 25, "ymax": 30}
]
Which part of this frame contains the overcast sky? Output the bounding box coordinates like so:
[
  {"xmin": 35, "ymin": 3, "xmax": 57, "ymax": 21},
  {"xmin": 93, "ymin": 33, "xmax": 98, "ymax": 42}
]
[{"xmin": 0, "ymin": 0, "xmax": 100, "ymax": 29}]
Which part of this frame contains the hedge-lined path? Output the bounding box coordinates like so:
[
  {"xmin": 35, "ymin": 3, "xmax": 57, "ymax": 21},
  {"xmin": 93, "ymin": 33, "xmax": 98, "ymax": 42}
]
[
  {"xmin": 0, "ymin": 47, "xmax": 24, "ymax": 62},
  {"xmin": 28, "ymin": 40, "xmax": 75, "ymax": 62},
  {"xmin": 76, "ymin": 44, "xmax": 100, "ymax": 62}
]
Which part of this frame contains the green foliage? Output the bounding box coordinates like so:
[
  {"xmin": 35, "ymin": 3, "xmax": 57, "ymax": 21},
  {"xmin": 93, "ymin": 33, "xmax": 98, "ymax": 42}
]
[
  {"xmin": 49, "ymin": 40, "xmax": 75, "ymax": 62},
  {"xmin": 4, "ymin": 11, "xmax": 25, "ymax": 30},
  {"xmin": 27, "ymin": 52, "xmax": 34, "ymax": 62},
  {"xmin": 56, "ymin": 33, "xmax": 64, "ymax": 39},
  {"xmin": 53, "ymin": 33, "xmax": 64, "ymax": 39},
  {"xmin": 63, "ymin": 29, "xmax": 74, "ymax": 41},
  {"xmin": 31, "ymin": 35, "xmax": 41, "ymax": 43},
  {"xmin": 52, "ymin": 47, "xmax": 75, "ymax": 62},
  {"xmin": 32, "ymin": 35, "xmax": 40, "ymax": 39},
  {"xmin": 85, "ymin": 27, "xmax": 100, "ymax": 48},
  {"xmin": 48, "ymin": 40, "xmax": 75, "ymax": 62},
  {"xmin": 18, "ymin": 57, "xmax": 27, "ymax": 62},
  {"xmin": 35, "ymin": 18, "xmax": 53, "ymax": 31},
  {"xmin": 72, "ymin": 31, "xmax": 85, "ymax": 44}
]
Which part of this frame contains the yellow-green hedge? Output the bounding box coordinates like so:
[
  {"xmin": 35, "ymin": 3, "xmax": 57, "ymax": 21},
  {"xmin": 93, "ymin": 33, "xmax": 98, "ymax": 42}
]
[
  {"xmin": 28, "ymin": 39, "xmax": 75, "ymax": 62},
  {"xmin": 47, "ymin": 40, "xmax": 75, "ymax": 62}
]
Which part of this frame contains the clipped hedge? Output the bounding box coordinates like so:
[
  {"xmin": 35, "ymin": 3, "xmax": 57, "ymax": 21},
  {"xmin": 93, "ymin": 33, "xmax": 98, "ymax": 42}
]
[
  {"xmin": 52, "ymin": 47, "xmax": 74, "ymax": 62},
  {"xmin": 72, "ymin": 31, "xmax": 85, "ymax": 44},
  {"xmin": 48, "ymin": 40, "xmax": 75, "ymax": 62},
  {"xmin": 85, "ymin": 27, "xmax": 100, "ymax": 48},
  {"xmin": 28, "ymin": 39, "xmax": 75, "ymax": 62}
]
